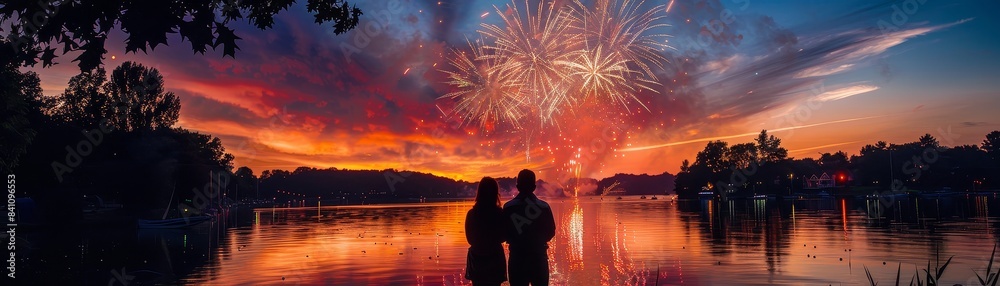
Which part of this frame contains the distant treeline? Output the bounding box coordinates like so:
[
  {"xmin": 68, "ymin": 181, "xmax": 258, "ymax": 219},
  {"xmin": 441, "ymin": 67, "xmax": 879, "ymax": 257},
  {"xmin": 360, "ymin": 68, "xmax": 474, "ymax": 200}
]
[
  {"xmin": 237, "ymin": 168, "xmax": 677, "ymax": 203},
  {"xmin": 250, "ymin": 167, "xmax": 477, "ymax": 202},
  {"xmin": 674, "ymin": 130, "xmax": 1000, "ymax": 198}
]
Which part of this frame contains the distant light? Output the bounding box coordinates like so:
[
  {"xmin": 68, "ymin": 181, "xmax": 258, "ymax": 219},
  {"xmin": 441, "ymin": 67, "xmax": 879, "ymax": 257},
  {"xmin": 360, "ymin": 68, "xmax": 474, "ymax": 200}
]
[{"xmin": 111, "ymin": 55, "xmax": 116, "ymax": 60}]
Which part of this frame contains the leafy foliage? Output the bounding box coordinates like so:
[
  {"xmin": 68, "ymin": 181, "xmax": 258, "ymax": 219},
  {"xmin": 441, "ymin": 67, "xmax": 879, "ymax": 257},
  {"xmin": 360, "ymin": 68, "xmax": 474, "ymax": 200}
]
[
  {"xmin": 51, "ymin": 68, "xmax": 109, "ymax": 127},
  {"xmin": 0, "ymin": 53, "xmax": 44, "ymax": 173},
  {"xmin": 104, "ymin": 62, "xmax": 180, "ymax": 132},
  {"xmin": 1, "ymin": 0, "xmax": 362, "ymax": 71},
  {"xmin": 755, "ymin": 130, "xmax": 788, "ymax": 163},
  {"xmin": 985, "ymin": 131, "xmax": 1000, "ymax": 164},
  {"xmin": 728, "ymin": 143, "xmax": 758, "ymax": 170},
  {"xmin": 49, "ymin": 61, "xmax": 181, "ymax": 132},
  {"xmin": 10, "ymin": 62, "xmax": 233, "ymax": 220}
]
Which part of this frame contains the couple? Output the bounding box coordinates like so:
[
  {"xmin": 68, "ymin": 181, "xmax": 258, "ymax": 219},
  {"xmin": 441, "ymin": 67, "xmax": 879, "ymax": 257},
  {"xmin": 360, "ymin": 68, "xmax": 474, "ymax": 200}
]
[{"xmin": 464, "ymin": 169, "xmax": 556, "ymax": 286}]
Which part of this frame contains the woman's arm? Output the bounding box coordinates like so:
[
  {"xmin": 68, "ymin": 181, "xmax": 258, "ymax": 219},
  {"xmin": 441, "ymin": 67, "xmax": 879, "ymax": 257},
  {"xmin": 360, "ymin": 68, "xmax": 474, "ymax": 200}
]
[
  {"xmin": 496, "ymin": 210, "xmax": 508, "ymax": 244},
  {"xmin": 464, "ymin": 209, "xmax": 476, "ymax": 246}
]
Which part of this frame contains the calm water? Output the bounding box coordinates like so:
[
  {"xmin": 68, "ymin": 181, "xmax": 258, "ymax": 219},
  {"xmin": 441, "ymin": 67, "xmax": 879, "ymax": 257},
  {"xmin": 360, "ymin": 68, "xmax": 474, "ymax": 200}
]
[{"xmin": 18, "ymin": 194, "xmax": 1000, "ymax": 285}]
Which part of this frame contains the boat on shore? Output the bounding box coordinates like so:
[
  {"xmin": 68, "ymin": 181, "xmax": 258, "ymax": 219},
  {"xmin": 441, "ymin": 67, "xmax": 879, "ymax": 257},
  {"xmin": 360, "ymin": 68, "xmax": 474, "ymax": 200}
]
[
  {"xmin": 137, "ymin": 183, "xmax": 215, "ymax": 229},
  {"xmin": 640, "ymin": 195, "xmax": 647, "ymax": 199},
  {"xmin": 138, "ymin": 215, "xmax": 212, "ymax": 229},
  {"xmin": 698, "ymin": 191, "xmax": 716, "ymax": 199}
]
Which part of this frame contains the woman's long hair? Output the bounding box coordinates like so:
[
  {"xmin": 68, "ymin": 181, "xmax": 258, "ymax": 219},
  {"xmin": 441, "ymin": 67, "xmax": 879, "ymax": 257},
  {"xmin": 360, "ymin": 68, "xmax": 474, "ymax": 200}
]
[{"xmin": 474, "ymin": 177, "xmax": 501, "ymax": 210}]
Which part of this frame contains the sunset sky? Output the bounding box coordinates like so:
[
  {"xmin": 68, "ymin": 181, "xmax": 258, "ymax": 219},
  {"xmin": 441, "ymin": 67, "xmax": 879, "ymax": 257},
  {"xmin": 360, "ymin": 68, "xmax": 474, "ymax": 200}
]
[{"xmin": 25, "ymin": 0, "xmax": 1000, "ymax": 181}]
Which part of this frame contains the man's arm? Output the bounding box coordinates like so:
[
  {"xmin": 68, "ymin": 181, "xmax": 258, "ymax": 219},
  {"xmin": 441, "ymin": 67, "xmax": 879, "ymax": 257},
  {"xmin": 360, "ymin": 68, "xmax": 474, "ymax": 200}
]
[
  {"xmin": 542, "ymin": 206, "xmax": 556, "ymax": 242},
  {"xmin": 501, "ymin": 206, "xmax": 516, "ymax": 243}
]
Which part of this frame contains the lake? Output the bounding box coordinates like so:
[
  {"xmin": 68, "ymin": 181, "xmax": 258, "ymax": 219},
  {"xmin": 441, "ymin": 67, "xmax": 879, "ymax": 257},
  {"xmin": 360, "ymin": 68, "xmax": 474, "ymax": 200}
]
[{"xmin": 16, "ymin": 194, "xmax": 1000, "ymax": 285}]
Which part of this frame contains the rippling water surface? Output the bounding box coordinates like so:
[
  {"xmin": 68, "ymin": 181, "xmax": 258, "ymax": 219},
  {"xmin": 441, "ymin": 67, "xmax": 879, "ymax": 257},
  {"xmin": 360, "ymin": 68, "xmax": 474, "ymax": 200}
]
[
  {"xmin": 20, "ymin": 194, "xmax": 1000, "ymax": 285},
  {"xmin": 188, "ymin": 195, "xmax": 1000, "ymax": 285}
]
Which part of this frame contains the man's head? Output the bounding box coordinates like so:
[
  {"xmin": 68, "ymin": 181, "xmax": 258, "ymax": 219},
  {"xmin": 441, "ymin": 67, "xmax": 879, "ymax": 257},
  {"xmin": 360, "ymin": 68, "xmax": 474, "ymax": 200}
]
[{"xmin": 516, "ymin": 169, "xmax": 536, "ymax": 193}]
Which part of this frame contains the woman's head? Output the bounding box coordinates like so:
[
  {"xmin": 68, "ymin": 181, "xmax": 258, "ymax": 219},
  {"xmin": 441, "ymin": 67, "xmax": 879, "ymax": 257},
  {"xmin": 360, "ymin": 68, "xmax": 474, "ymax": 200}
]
[{"xmin": 475, "ymin": 177, "xmax": 501, "ymax": 209}]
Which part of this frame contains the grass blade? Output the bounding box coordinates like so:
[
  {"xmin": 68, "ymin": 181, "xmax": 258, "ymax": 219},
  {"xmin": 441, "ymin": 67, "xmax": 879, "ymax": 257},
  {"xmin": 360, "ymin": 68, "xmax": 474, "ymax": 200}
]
[
  {"xmin": 925, "ymin": 260, "xmax": 932, "ymax": 285},
  {"xmin": 936, "ymin": 255, "xmax": 953, "ymax": 279},
  {"xmin": 865, "ymin": 265, "xmax": 878, "ymax": 286},
  {"xmin": 896, "ymin": 262, "xmax": 902, "ymax": 286},
  {"xmin": 914, "ymin": 267, "xmax": 923, "ymax": 286},
  {"xmin": 989, "ymin": 245, "xmax": 998, "ymax": 286}
]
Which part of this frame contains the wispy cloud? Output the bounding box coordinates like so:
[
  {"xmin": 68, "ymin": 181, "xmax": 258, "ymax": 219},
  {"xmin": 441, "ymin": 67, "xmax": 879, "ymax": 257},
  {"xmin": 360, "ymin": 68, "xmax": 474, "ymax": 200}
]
[
  {"xmin": 621, "ymin": 115, "xmax": 887, "ymax": 152},
  {"xmin": 814, "ymin": 84, "xmax": 879, "ymax": 102},
  {"xmin": 788, "ymin": 141, "xmax": 862, "ymax": 155}
]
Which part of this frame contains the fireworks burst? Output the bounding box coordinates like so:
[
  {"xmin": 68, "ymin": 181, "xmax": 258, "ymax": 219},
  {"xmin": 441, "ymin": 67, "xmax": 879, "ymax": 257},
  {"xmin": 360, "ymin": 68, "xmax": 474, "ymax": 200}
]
[
  {"xmin": 568, "ymin": 0, "xmax": 670, "ymax": 92},
  {"xmin": 438, "ymin": 0, "xmax": 671, "ymax": 128},
  {"xmin": 437, "ymin": 0, "xmax": 672, "ymax": 179},
  {"xmin": 439, "ymin": 39, "xmax": 527, "ymax": 130},
  {"xmin": 559, "ymin": 45, "xmax": 640, "ymax": 110},
  {"xmin": 479, "ymin": 0, "xmax": 576, "ymax": 124}
]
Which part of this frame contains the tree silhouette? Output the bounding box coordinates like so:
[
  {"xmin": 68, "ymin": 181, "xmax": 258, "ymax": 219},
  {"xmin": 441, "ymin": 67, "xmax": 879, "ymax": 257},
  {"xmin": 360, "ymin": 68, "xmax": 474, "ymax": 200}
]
[
  {"xmin": 1, "ymin": 0, "xmax": 362, "ymax": 71},
  {"xmin": 104, "ymin": 62, "xmax": 180, "ymax": 132},
  {"xmin": 860, "ymin": 141, "xmax": 889, "ymax": 155},
  {"xmin": 0, "ymin": 59, "xmax": 43, "ymax": 173},
  {"xmin": 679, "ymin": 159, "xmax": 690, "ymax": 173},
  {"xmin": 233, "ymin": 166, "xmax": 257, "ymax": 200},
  {"xmin": 675, "ymin": 130, "xmax": 1000, "ymax": 198},
  {"xmin": 819, "ymin": 151, "xmax": 849, "ymax": 167},
  {"xmin": 695, "ymin": 141, "xmax": 731, "ymax": 173},
  {"xmin": 984, "ymin": 131, "xmax": 1000, "ymax": 164},
  {"xmin": 918, "ymin": 133, "xmax": 939, "ymax": 148},
  {"xmin": 728, "ymin": 143, "xmax": 758, "ymax": 169},
  {"xmin": 52, "ymin": 68, "xmax": 109, "ymax": 127},
  {"xmin": 755, "ymin": 130, "xmax": 787, "ymax": 163}
]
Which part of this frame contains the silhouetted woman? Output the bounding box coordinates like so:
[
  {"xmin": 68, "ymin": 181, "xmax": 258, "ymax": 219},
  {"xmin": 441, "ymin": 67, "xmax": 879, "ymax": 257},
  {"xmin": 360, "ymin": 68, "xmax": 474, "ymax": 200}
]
[{"xmin": 465, "ymin": 177, "xmax": 507, "ymax": 286}]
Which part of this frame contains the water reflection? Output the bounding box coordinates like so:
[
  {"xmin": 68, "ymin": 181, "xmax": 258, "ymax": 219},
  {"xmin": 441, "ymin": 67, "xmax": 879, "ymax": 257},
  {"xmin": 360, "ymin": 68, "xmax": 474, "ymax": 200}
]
[
  {"xmin": 565, "ymin": 199, "xmax": 584, "ymax": 271},
  {"xmin": 15, "ymin": 194, "xmax": 1000, "ymax": 285},
  {"xmin": 18, "ymin": 218, "xmax": 229, "ymax": 284}
]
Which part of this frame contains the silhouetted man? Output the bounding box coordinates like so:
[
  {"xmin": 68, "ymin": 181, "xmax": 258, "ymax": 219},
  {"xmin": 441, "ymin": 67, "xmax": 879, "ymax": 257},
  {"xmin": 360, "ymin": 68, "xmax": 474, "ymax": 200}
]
[{"xmin": 502, "ymin": 169, "xmax": 555, "ymax": 286}]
